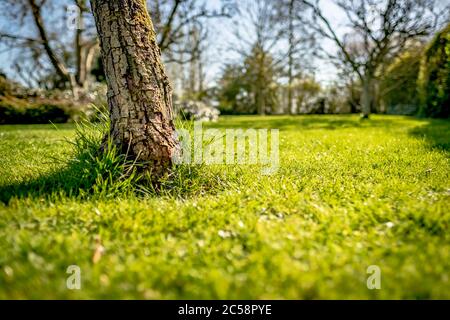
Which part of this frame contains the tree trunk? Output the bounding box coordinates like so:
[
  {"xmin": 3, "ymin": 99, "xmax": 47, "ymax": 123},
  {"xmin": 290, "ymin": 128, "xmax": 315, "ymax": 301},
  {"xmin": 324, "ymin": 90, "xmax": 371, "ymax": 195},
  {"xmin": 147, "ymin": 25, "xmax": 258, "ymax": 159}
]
[
  {"xmin": 256, "ymin": 53, "xmax": 266, "ymax": 116},
  {"xmin": 90, "ymin": 0, "xmax": 179, "ymax": 180},
  {"xmin": 75, "ymin": 5, "xmax": 84, "ymax": 87},
  {"xmin": 28, "ymin": 0, "xmax": 71, "ymax": 84},
  {"xmin": 255, "ymin": 80, "xmax": 265, "ymax": 115},
  {"xmin": 74, "ymin": 0, "xmax": 98, "ymax": 90},
  {"xmin": 287, "ymin": 0, "xmax": 294, "ymax": 115},
  {"xmin": 361, "ymin": 75, "xmax": 372, "ymax": 119},
  {"xmin": 198, "ymin": 55, "xmax": 204, "ymax": 94},
  {"xmin": 189, "ymin": 56, "xmax": 197, "ymax": 97}
]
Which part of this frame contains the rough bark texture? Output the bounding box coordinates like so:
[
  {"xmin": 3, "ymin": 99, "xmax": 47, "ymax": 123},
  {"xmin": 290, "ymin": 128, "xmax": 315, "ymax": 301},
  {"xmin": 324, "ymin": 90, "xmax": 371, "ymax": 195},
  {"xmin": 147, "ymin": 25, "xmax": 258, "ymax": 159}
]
[{"xmin": 90, "ymin": 0, "xmax": 179, "ymax": 179}]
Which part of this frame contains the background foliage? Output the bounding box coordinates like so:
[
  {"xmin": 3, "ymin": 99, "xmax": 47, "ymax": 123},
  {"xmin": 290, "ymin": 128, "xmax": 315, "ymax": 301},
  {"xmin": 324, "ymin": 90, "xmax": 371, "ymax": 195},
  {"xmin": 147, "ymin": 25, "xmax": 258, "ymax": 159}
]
[{"xmin": 418, "ymin": 23, "xmax": 450, "ymax": 118}]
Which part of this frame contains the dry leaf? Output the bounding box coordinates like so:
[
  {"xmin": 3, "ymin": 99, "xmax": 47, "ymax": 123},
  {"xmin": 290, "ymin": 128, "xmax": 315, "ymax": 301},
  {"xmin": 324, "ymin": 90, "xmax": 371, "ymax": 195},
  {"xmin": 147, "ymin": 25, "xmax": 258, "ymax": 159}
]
[{"xmin": 92, "ymin": 235, "xmax": 105, "ymax": 264}]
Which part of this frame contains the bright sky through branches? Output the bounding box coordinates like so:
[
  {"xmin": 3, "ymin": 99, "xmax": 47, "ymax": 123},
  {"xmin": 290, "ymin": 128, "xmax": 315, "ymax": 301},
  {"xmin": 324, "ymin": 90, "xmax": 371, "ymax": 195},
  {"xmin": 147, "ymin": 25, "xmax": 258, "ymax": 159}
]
[{"xmin": 0, "ymin": 0, "xmax": 449, "ymax": 87}]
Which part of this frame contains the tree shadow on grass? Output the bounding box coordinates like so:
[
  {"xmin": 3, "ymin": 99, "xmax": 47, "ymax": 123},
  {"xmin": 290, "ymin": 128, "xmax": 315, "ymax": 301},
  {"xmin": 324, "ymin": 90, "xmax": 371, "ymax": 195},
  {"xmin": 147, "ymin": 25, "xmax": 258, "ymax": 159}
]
[
  {"xmin": 409, "ymin": 118, "xmax": 450, "ymax": 154},
  {"xmin": 0, "ymin": 157, "xmax": 238, "ymax": 205},
  {"xmin": 3, "ymin": 115, "xmax": 447, "ymax": 204},
  {"xmin": 1, "ymin": 116, "xmax": 240, "ymax": 204},
  {"xmin": 0, "ymin": 160, "xmax": 102, "ymax": 204}
]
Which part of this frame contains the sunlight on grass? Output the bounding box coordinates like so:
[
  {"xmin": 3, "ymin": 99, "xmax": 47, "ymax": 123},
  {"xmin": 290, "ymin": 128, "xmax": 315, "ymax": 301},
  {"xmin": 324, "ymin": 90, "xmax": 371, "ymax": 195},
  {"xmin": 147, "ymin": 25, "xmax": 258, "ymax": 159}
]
[{"xmin": 0, "ymin": 115, "xmax": 449, "ymax": 299}]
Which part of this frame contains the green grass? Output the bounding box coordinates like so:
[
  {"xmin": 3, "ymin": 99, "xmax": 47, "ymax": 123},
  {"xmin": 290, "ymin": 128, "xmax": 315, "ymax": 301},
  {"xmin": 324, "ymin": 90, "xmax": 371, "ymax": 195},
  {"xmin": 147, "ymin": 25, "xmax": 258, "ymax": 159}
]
[{"xmin": 0, "ymin": 115, "xmax": 449, "ymax": 299}]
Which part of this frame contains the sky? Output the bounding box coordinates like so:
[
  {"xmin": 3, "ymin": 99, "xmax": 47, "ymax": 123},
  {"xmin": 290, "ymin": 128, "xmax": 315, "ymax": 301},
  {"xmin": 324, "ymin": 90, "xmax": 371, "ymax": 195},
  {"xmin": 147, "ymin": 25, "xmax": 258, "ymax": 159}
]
[{"xmin": 0, "ymin": 0, "xmax": 449, "ymax": 88}]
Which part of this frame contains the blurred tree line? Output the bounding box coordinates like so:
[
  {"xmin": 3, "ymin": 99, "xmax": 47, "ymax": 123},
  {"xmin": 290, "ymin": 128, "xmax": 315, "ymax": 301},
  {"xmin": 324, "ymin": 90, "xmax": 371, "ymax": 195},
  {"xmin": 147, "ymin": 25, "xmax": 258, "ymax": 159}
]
[
  {"xmin": 217, "ymin": 0, "xmax": 449, "ymax": 118},
  {"xmin": 0, "ymin": 0, "xmax": 448, "ymax": 124}
]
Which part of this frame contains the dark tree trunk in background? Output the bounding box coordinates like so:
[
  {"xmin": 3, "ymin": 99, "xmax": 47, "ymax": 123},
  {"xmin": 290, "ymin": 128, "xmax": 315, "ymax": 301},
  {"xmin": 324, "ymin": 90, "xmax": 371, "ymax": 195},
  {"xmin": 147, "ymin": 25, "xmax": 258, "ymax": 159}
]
[
  {"xmin": 361, "ymin": 75, "xmax": 373, "ymax": 119},
  {"xmin": 90, "ymin": 0, "xmax": 179, "ymax": 179},
  {"xmin": 256, "ymin": 52, "xmax": 266, "ymax": 116},
  {"xmin": 287, "ymin": 0, "xmax": 295, "ymax": 115}
]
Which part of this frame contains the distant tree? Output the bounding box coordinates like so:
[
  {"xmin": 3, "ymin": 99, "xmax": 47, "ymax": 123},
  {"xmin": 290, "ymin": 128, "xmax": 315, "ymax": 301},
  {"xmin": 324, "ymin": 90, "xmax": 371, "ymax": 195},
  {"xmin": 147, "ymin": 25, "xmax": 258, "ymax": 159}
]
[
  {"xmin": 229, "ymin": 0, "xmax": 285, "ymax": 115},
  {"xmin": 302, "ymin": 0, "xmax": 445, "ymax": 118},
  {"xmin": 217, "ymin": 64, "xmax": 252, "ymax": 114},
  {"xmin": 380, "ymin": 44, "xmax": 424, "ymax": 113},
  {"xmin": 90, "ymin": 0, "xmax": 179, "ymax": 180},
  {"xmin": 275, "ymin": 0, "xmax": 315, "ymax": 114},
  {"xmin": 295, "ymin": 77, "xmax": 322, "ymax": 113},
  {"xmin": 0, "ymin": 0, "xmax": 98, "ymax": 95},
  {"xmin": 244, "ymin": 44, "xmax": 280, "ymax": 115},
  {"xmin": 0, "ymin": 0, "xmax": 233, "ymax": 95},
  {"xmin": 217, "ymin": 46, "xmax": 279, "ymax": 115},
  {"xmin": 150, "ymin": 0, "xmax": 234, "ymax": 64},
  {"xmin": 418, "ymin": 23, "xmax": 450, "ymax": 118}
]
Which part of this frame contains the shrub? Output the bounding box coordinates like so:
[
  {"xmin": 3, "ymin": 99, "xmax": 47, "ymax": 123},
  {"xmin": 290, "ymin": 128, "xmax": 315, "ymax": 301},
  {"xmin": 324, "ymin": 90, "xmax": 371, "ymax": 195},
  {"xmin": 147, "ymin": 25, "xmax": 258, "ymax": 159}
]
[
  {"xmin": 0, "ymin": 96, "xmax": 71, "ymax": 124},
  {"xmin": 174, "ymin": 100, "xmax": 220, "ymax": 122},
  {"xmin": 418, "ymin": 24, "xmax": 450, "ymax": 118},
  {"xmin": 0, "ymin": 74, "xmax": 13, "ymax": 96},
  {"xmin": 380, "ymin": 45, "xmax": 423, "ymax": 115}
]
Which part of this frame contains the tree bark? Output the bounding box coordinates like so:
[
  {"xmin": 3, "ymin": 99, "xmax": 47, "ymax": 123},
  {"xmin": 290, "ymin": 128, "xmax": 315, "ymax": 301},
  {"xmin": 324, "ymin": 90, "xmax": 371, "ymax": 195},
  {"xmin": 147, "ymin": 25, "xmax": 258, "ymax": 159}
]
[{"xmin": 90, "ymin": 0, "xmax": 179, "ymax": 179}]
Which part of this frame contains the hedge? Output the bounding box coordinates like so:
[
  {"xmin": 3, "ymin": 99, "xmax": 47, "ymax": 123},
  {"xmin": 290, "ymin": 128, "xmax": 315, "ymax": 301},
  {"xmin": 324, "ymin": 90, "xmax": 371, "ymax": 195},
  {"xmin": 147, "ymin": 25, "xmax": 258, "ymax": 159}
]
[
  {"xmin": 418, "ymin": 23, "xmax": 450, "ymax": 118},
  {"xmin": 0, "ymin": 96, "xmax": 72, "ymax": 124}
]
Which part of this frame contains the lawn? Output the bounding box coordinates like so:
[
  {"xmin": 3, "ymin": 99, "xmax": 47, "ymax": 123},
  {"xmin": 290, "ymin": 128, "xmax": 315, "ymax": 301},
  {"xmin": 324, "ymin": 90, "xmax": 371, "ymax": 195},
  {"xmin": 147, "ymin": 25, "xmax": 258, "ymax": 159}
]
[{"xmin": 0, "ymin": 115, "xmax": 449, "ymax": 299}]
